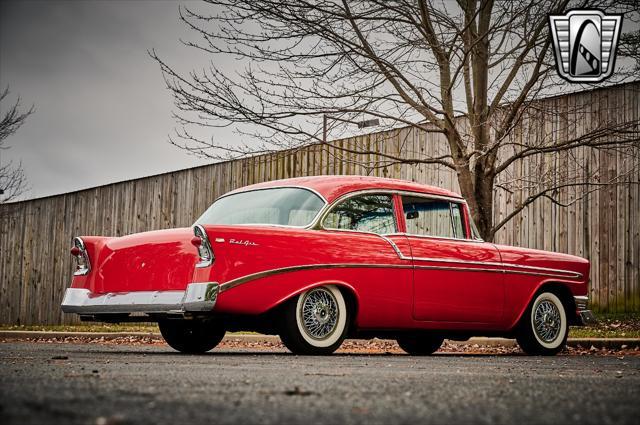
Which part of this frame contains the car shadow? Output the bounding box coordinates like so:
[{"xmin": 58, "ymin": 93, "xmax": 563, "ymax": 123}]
[{"xmin": 67, "ymin": 348, "xmax": 528, "ymax": 357}]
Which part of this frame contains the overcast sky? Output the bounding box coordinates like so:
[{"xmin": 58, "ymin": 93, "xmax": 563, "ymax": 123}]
[{"xmin": 0, "ymin": 0, "xmax": 226, "ymax": 200}]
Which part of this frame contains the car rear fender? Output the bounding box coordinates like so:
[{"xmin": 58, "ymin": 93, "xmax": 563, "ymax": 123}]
[
  {"xmin": 215, "ymin": 276, "xmax": 360, "ymax": 318},
  {"xmin": 268, "ymin": 279, "xmax": 359, "ymax": 316}
]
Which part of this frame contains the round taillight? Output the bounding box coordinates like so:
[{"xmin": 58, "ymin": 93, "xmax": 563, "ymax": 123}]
[
  {"xmin": 191, "ymin": 236, "xmax": 202, "ymax": 247},
  {"xmin": 70, "ymin": 246, "xmax": 81, "ymax": 256}
]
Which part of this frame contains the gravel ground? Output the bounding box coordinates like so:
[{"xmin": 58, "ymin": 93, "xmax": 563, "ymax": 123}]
[{"xmin": 1, "ymin": 341, "xmax": 639, "ymax": 425}]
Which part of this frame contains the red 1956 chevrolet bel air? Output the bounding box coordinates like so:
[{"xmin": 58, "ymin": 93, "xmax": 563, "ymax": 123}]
[{"xmin": 62, "ymin": 175, "xmax": 594, "ymax": 356}]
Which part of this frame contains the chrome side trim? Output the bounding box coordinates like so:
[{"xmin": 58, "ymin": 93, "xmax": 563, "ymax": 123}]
[
  {"xmin": 217, "ymin": 259, "xmax": 581, "ymax": 294},
  {"xmin": 410, "ymin": 256, "xmax": 582, "ymax": 279},
  {"xmin": 60, "ymin": 282, "xmax": 219, "ymax": 315},
  {"xmin": 413, "ymin": 265, "xmax": 504, "ymax": 274},
  {"xmin": 383, "ymin": 232, "xmax": 479, "ymax": 243},
  {"xmin": 218, "ymin": 263, "xmax": 407, "ymax": 293},
  {"xmin": 378, "ymin": 235, "xmax": 407, "ymax": 259},
  {"xmin": 379, "ymin": 234, "xmax": 581, "ymax": 279}
]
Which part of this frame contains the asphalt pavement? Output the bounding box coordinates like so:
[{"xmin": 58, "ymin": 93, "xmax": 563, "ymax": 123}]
[{"xmin": 1, "ymin": 342, "xmax": 639, "ymax": 425}]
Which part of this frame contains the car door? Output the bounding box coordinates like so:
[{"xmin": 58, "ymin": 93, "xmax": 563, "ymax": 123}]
[
  {"xmin": 321, "ymin": 192, "xmax": 414, "ymax": 328},
  {"xmin": 401, "ymin": 195, "xmax": 504, "ymax": 324}
]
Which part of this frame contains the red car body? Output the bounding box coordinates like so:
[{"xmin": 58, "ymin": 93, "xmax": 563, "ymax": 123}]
[{"xmin": 62, "ymin": 176, "xmax": 593, "ymax": 352}]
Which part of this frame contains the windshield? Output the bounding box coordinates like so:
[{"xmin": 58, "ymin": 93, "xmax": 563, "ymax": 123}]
[{"xmin": 196, "ymin": 187, "xmax": 325, "ymax": 227}]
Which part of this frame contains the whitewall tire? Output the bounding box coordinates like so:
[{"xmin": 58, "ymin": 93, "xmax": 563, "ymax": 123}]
[
  {"xmin": 516, "ymin": 291, "xmax": 568, "ymax": 356},
  {"xmin": 280, "ymin": 285, "xmax": 349, "ymax": 355}
]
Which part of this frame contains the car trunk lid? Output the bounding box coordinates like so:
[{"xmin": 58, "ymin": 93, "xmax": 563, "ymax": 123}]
[{"xmin": 85, "ymin": 228, "xmax": 199, "ymax": 294}]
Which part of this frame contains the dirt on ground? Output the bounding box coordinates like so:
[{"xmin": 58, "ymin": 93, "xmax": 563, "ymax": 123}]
[{"xmin": 2, "ymin": 334, "xmax": 639, "ymax": 356}]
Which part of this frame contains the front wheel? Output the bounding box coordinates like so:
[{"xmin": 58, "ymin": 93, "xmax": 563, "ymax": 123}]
[
  {"xmin": 279, "ymin": 285, "xmax": 349, "ymax": 355},
  {"xmin": 159, "ymin": 318, "xmax": 225, "ymax": 354},
  {"xmin": 516, "ymin": 291, "xmax": 568, "ymax": 356}
]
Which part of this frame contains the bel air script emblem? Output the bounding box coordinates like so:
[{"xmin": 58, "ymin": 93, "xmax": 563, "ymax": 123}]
[
  {"xmin": 548, "ymin": 9, "xmax": 622, "ymax": 83},
  {"xmin": 229, "ymin": 239, "xmax": 258, "ymax": 247}
]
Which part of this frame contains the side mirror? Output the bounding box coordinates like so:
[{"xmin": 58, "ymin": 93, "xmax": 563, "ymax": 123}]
[{"xmin": 406, "ymin": 211, "xmax": 419, "ymax": 220}]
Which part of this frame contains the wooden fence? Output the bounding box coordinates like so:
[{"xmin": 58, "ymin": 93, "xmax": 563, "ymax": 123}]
[{"xmin": 1, "ymin": 82, "xmax": 639, "ymax": 325}]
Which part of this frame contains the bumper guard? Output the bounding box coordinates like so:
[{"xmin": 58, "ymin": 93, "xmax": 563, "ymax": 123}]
[{"xmin": 574, "ymin": 295, "xmax": 597, "ymax": 325}]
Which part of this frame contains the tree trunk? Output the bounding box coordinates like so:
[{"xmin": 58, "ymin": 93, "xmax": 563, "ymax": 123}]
[
  {"xmin": 451, "ymin": 158, "xmax": 496, "ymax": 242},
  {"xmin": 473, "ymin": 164, "xmax": 496, "ymax": 242}
]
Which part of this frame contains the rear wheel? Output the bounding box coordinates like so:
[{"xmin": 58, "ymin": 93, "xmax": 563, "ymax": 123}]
[
  {"xmin": 397, "ymin": 334, "xmax": 444, "ymax": 355},
  {"xmin": 279, "ymin": 285, "xmax": 349, "ymax": 355},
  {"xmin": 158, "ymin": 318, "xmax": 225, "ymax": 354},
  {"xmin": 516, "ymin": 291, "xmax": 568, "ymax": 356}
]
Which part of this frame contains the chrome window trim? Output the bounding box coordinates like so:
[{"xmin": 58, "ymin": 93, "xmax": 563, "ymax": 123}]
[
  {"xmin": 197, "ymin": 186, "xmax": 328, "ymax": 229},
  {"xmin": 449, "ymin": 202, "xmax": 458, "ymax": 238},
  {"xmin": 467, "ymin": 211, "xmax": 484, "ymax": 242}
]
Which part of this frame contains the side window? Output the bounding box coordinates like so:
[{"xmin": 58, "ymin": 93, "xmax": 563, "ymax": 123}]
[
  {"xmin": 402, "ymin": 196, "xmax": 466, "ymax": 239},
  {"xmin": 323, "ymin": 194, "xmax": 397, "ymax": 234}
]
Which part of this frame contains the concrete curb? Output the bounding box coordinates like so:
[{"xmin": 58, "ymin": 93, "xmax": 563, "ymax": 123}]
[{"xmin": 1, "ymin": 331, "xmax": 638, "ymax": 350}]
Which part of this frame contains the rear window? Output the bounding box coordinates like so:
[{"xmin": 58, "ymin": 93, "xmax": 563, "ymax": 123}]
[{"xmin": 196, "ymin": 188, "xmax": 325, "ymax": 227}]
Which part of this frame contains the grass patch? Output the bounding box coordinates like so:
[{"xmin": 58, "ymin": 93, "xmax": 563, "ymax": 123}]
[
  {"xmin": 569, "ymin": 312, "xmax": 640, "ymax": 338},
  {"xmin": 0, "ymin": 324, "xmax": 158, "ymax": 333}
]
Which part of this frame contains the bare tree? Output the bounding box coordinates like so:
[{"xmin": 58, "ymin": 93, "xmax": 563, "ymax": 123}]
[
  {"xmin": 0, "ymin": 87, "xmax": 32, "ymax": 203},
  {"xmin": 153, "ymin": 0, "xmax": 640, "ymax": 241}
]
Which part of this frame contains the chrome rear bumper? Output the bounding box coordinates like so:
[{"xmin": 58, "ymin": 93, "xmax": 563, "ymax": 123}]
[{"xmin": 61, "ymin": 282, "xmax": 219, "ymax": 315}]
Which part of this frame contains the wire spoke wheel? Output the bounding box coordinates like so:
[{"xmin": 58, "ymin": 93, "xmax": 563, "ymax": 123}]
[
  {"xmin": 299, "ymin": 287, "xmax": 339, "ymax": 340},
  {"xmin": 533, "ymin": 300, "xmax": 562, "ymax": 343},
  {"xmin": 280, "ymin": 285, "xmax": 349, "ymax": 355},
  {"xmin": 517, "ymin": 291, "xmax": 568, "ymax": 356}
]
